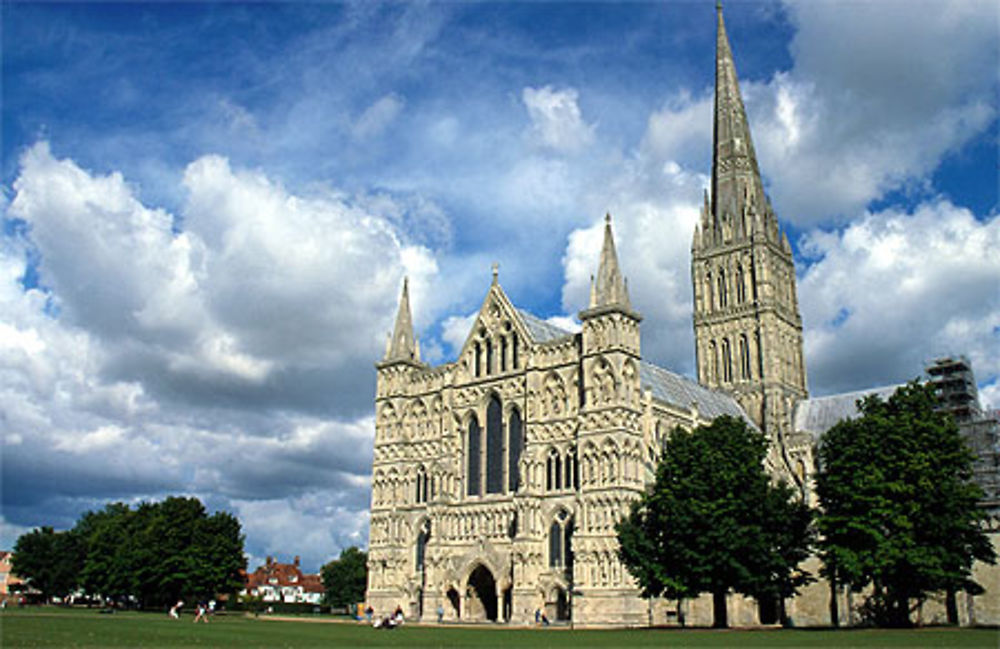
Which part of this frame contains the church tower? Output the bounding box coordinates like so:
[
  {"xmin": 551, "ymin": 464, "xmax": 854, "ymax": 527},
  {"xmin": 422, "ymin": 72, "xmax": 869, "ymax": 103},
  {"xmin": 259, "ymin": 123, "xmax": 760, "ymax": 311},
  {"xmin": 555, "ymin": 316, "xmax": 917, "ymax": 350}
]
[
  {"xmin": 574, "ymin": 215, "xmax": 647, "ymax": 625},
  {"xmin": 691, "ymin": 5, "xmax": 807, "ymax": 474}
]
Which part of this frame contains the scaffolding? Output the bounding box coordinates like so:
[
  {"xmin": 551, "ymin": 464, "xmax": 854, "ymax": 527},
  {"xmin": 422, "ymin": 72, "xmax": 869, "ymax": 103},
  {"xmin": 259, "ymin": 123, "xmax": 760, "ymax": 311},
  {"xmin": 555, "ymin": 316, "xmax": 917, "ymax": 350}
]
[
  {"xmin": 926, "ymin": 355, "xmax": 981, "ymax": 423},
  {"xmin": 926, "ymin": 356, "xmax": 999, "ymax": 517}
]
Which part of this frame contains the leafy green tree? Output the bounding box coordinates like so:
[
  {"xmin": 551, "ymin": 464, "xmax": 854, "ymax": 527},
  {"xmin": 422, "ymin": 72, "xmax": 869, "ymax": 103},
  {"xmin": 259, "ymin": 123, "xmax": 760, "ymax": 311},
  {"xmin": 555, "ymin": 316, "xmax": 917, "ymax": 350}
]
[
  {"xmin": 76, "ymin": 503, "xmax": 140, "ymax": 602},
  {"xmin": 816, "ymin": 381, "xmax": 995, "ymax": 627},
  {"xmin": 616, "ymin": 415, "xmax": 814, "ymax": 628},
  {"xmin": 11, "ymin": 526, "xmax": 84, "ymax": 600},
  {"xmin": 72, "ymin": 497, "xmax": 245, "ymax": 608},
  {"xmin": 321, "ymin": 546, "xmax": 368, "ymax": 609}
]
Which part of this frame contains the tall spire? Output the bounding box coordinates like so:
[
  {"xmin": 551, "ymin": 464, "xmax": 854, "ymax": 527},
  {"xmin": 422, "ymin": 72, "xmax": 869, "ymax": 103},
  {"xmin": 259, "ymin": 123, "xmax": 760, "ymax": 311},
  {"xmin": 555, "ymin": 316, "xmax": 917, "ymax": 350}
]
[
  {"xmin": 712, "ymin": 3, "xmax": 769, "ymax": 230},
  {"xmin": 383, "ymin": 277, "xmax": 420, "ymax": 364},
  {"xmin": 590, "ymin": 213, "xmax": 632, "ymax": 310}
]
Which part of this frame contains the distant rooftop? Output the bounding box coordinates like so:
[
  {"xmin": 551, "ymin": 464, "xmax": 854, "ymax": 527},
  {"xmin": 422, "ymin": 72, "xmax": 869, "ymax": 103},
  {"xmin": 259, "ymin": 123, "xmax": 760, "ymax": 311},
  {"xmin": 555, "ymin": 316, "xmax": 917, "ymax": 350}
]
[
  {"xmin": 794, "ymin": 385, "xmax": 903, "ymax": 439},
  {"xmin": 517, "ymin": 309, "xmax": 574, "ymax": 344},
  {"xmin": 640, "ymin": 361, "xmax": 751, "ymax": 424}
]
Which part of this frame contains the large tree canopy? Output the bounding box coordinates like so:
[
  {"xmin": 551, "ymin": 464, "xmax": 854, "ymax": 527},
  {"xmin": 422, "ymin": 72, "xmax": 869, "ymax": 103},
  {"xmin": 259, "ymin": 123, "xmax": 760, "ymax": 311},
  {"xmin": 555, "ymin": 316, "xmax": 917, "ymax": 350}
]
[
  {"xmin": 816, "ymin": 381, "xmax": 995, "ymax": 627},
  {"xmin": 14, "ymin": 496, "xmax": 245, "ymax": 608},
  {"xmin": 321, "ymin": 546, "xmax": 368, "ymax": 609},
  {"xmin": 11, "ymin": 526, "xmax": 84, "ymax": 600},
  {"xmin": 616, "ymin": 415, "xmax": 813, "ymax": 627}
]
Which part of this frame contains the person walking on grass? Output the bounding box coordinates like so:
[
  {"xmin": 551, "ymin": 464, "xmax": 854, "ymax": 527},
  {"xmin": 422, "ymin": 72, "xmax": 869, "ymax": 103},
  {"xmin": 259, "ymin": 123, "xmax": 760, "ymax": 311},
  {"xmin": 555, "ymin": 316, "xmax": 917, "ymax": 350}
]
[{"xmin": 194, "ymin": 601, "xmax": 209, "ymax": 623}]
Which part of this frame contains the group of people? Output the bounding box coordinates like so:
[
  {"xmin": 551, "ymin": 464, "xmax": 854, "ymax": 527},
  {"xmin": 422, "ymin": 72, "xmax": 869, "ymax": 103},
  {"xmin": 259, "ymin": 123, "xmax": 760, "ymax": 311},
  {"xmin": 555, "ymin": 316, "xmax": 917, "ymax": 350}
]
[
  {"xmin": 371, "ymin": 605, "xmax": 405, "ymax": 629},
  {"xmin": 365, "ymin": 603, "xmax": 552, "ymax": 627},
  {"xmin": 168, "ymin": 599, "xmax": 214, "ymax": 622}
]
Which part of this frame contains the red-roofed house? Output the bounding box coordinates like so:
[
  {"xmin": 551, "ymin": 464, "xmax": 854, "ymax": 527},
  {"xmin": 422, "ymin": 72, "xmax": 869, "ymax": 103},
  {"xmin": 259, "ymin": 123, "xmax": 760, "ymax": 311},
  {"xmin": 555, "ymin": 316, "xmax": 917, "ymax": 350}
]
[{"xmin": 242, "ymin": 556, "xmax": 324, "ymax": 604}]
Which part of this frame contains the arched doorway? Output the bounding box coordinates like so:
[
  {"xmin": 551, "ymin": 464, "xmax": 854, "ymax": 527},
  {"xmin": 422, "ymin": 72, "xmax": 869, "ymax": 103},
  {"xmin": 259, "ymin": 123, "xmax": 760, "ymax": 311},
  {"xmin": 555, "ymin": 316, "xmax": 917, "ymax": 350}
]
[
  {"xmin": 446, "ymin": 587, "xmax": 461, "ymax": 619},
  {"xmin": 758, "ymin": 593, "xmax": 779, "ymax": 625},
  {"xmin": 555, "ymin": 587, "xmax": 570, "ymax": 621},
  {"xmin": 466, "ymin": 564, "xmax": 498, "ymax": 621}
]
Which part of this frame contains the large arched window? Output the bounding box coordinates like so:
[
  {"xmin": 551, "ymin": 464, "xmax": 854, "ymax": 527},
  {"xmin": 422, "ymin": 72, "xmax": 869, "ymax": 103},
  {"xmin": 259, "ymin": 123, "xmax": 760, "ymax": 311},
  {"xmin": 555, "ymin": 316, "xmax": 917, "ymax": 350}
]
[
  {"xmin": 486, "ymin": 396, "xmax": 503, "ymax": 494},
  {"xmin": 508, "ymin": 407, "xmax": 523, "ymax": 493},
  {"xmin": 467, "ymin": 416, "xmax": 481, "ymax": 496},
  {"xmin": 549, "ymin": 510, "xmax": 574, "ymax": 570}
]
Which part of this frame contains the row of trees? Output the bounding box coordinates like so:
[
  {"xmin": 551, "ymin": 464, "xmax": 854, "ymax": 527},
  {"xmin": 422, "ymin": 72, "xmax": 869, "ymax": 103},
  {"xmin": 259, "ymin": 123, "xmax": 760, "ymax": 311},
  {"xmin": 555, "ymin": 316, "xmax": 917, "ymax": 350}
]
[
  {"xmin": 617, "ymin": 382, "xmax": 995, "ymax": 628},
  {"xmin": 13, "ymin": 497, "xmax": 245, "ymax": 608}
]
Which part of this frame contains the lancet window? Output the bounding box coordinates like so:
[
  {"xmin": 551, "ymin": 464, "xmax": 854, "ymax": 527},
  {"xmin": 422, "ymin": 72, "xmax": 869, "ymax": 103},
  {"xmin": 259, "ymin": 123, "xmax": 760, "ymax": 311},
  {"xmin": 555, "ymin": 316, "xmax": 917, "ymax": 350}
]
[
  {"xmin": 739, "ymin": 334, "xmax": 751, "ymax": 380},
  {"xmin": 465, "ymin": 397, "xmax": 524, "ymax": 498},
  {"xmin": 415, "ymin": 466, "xmax": 430, "ymax": 504},
  {"xmin": 709, "ymin": 341, "xmax": 719, "ymax": 384},
  {"xmin": 508, "ymin": 407, "xmax": 523, "ymax": 492},
  {"xmin": 415, "ymin": 519, "xmax": 431, "ymax": 570},
  {"xmin": 722, "ymin": 338, "xmax": 733, "ymax": 383},
  {"xmin": 706, "ymin": 271, "xmax": 714, "ymax": 312},
  {"xmin": 546, "ymin": 447, "xmax": 578, "ymax": 492},
  {"xmin": 467, "ymin": 416, "xmax": 481, "ymax": 496},
  {"xmin": 486, "ymin": 395, "xmax": 503, "ymax": 494},
  {"xmin": 548, "ymin": 509, "xmax": 574, "ymax": 571}
]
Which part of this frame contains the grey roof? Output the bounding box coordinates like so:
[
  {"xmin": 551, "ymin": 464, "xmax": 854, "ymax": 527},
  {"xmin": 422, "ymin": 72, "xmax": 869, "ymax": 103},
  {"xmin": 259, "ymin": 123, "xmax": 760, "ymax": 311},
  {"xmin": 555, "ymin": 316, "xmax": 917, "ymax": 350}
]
[
  {"xmin": 794, "ymin": 384, "xmax": 903, "ymax": 439},
  {"xmin": 517, "ymin": 309, "xmax": 574, "ymax": 344},
  {"xmin": 640, "ymin": 361, "xmax": 752, "ymax": 424}
]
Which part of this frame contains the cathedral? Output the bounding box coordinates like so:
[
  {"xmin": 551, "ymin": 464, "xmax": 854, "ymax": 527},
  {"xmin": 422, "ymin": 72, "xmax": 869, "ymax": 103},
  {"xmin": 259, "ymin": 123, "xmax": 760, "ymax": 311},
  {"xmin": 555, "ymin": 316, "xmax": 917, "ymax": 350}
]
[{"xmin": 365, "ymin": 5, "xmax": 997, "ymax": 628}]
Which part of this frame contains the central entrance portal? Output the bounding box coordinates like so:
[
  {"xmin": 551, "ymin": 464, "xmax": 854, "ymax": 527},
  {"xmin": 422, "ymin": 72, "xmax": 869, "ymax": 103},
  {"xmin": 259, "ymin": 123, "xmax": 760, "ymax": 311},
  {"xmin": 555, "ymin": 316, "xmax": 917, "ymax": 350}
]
[{"xmin": 466, "ymin": 564, "xmax": 498, "ymax": 621}]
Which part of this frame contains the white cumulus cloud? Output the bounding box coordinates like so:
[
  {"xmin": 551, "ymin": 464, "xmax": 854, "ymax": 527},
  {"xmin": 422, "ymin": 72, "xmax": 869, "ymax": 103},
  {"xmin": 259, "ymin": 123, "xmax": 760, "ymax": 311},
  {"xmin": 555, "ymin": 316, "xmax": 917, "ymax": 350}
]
[
  {"xmin": 523, "ymin": 85, "xmax": 595, "ymax": 154},
  {"xmin": 799, "ymin": 200, "xmax": 1000, "ymax": 395}
]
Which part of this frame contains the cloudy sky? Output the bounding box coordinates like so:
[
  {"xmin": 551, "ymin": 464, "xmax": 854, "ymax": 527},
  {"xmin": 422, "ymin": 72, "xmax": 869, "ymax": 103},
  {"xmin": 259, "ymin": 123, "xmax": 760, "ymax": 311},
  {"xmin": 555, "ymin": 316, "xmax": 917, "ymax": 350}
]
[{"xmin": 2, "ymin": 1, "xmax": 997, "ymax": 573}]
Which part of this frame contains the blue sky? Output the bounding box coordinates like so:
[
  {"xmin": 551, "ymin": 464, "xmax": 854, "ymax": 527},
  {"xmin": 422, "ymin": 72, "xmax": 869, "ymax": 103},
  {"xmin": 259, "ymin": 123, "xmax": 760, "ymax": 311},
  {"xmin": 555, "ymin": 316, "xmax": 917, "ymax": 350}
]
[{"xmin": 2, "ymin": 1, "xmax": 998, "ymax": 573}]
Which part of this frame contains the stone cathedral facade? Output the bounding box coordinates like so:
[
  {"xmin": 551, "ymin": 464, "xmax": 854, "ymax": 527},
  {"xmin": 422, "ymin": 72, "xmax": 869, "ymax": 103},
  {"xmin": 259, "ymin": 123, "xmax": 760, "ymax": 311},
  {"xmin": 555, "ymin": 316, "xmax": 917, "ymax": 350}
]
[
  {"xmin": 369, "ymin": 215, "xmax": 756, "ymax": 626},
  {"xmin": 365, "ymin": 5, "xmax": 997, "ymax": 628}
]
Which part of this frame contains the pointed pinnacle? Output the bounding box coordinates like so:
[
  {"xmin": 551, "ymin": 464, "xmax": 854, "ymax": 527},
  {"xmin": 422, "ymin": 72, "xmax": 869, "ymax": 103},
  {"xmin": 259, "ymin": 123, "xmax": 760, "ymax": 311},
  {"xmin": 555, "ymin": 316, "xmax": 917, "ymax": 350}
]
[
  {"xmin": 385, "ymin": 277, "xmax": 418, "ymax": 363},
  {"xmin": 592, "ymin": 214, "xmax": 631, "ymax": 310}
]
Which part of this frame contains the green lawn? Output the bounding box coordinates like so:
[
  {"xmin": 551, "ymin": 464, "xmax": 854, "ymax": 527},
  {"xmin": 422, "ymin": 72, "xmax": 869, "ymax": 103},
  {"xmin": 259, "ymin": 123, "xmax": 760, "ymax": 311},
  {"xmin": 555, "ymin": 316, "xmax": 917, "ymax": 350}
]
[{"xmin": 2, "ymin": 607, "xmax": 997, "ymax": 648}]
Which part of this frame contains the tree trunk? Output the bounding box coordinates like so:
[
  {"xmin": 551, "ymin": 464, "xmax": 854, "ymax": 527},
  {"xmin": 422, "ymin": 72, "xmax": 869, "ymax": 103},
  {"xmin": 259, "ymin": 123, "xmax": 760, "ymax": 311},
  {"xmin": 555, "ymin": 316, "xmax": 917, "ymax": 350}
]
[
  {"xmin": 945, "ymin": 589, "xmax": 958, "ymax": 625},
  {"xmin": 828, "ymin": 572, "xmax": 839, "ymax": 628},
  {"xmin": 712, "ymin": 589, "xmax": 728, "ymax": 628},
  {"xmin": 888, "ymin": 593, "xmax": 910, "ymax": 628},
  {"xmin": 779, "ymin": 596, "xmax": 790, "ymax": 628}
]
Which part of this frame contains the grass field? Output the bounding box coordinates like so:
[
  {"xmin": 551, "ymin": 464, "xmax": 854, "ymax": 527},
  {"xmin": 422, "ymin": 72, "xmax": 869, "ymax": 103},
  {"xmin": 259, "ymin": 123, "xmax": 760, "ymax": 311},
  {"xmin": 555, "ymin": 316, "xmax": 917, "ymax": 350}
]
[{"xmin": 2, "ymin": 607, "xmax": 997, "ymax": 649}]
